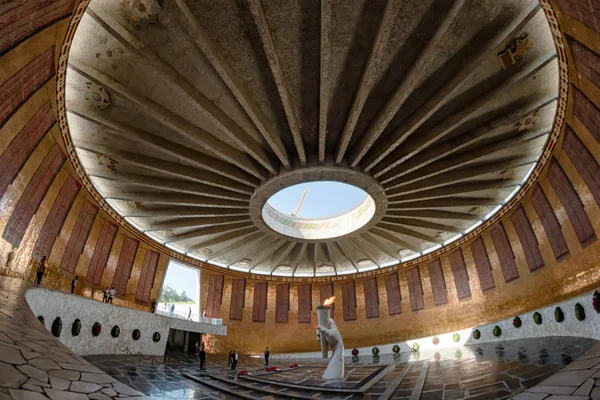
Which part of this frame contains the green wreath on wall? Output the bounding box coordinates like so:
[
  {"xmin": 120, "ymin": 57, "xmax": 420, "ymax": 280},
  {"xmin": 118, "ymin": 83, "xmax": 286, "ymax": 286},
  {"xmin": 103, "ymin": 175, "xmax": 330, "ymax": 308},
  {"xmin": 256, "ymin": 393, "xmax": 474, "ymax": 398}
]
[
  {"xmin": 132, "ymin": 329, "xmax": 141, "ymax": 341},
  {"xmin": 554, "ymin": 307, "xmax": 564, "ymax": 323},
  {"xmin": 111, "ymin": 326, "xmax": 120, "ymax": 338},
  {"xmin": 575, "ymin": 303, "xmax": 586, "ymax": 321},
  {"xmin": 392, "ymin": 345, "xmax": 400, "ymax": 354},
  {"xmin": 472, "ymin": 329, "xmax": 481, "ymax": 340},
  {"xmin": 153, "ymin": 332, "xmax": 161, "ymax": 343},
  {"xmin": 492, "ymin": 326, "xmax": 502, "ymax": 337},
  {"xmin": 72, "ymin": 319, "xmax": 81, "ymax": 336},
  {"xmin": 412, "ymin": 343, "xmax": 420, "ymax": 352},
  {"xmin": 372, "ymin": 347, "xmax": 379, "ymax": 355},
  {"xmin": 51, "ymin": 317, "xmax": 62, "ymax": 338},
  {"xmin": 533, "ymin": 312, "xmax": 543, "ymax": 325},
  {"xmin": 452, "ymin": 333, "xmax": 460, "ymax": 342}
]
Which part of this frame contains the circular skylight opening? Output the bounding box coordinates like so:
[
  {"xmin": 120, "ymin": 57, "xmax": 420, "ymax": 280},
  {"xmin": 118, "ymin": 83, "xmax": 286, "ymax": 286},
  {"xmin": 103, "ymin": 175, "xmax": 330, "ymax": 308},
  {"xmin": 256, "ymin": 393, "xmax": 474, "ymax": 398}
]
[{"xmin": 262, "ymin": 181, "xmax": 376, "ymax": 240}]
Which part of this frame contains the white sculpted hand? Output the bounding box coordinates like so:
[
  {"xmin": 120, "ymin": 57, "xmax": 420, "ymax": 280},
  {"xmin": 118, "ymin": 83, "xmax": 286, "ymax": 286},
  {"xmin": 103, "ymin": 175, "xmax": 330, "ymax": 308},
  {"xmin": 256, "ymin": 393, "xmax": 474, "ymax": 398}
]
[{"xmin": 316, "ymin": 319, "xmax": 344, "ymax": 380}]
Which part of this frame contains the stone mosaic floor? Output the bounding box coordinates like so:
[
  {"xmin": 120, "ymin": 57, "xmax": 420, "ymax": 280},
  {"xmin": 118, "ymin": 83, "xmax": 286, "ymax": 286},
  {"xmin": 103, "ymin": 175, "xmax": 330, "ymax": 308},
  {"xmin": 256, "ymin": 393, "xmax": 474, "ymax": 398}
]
[
  {"xmin": 86, "ymin": 337, "xmax": 595, "ymax": 399},
  {"xmin": 0, "ymin": 275, "xmax": 147, "ymax": 399}
]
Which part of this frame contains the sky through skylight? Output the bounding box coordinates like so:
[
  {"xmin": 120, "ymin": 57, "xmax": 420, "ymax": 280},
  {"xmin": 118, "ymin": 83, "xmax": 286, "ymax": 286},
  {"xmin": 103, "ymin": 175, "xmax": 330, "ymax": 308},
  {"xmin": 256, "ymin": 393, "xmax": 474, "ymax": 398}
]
[{"xmin": 267, "ymin": 181, "xmax": 368, "ymax": 218}]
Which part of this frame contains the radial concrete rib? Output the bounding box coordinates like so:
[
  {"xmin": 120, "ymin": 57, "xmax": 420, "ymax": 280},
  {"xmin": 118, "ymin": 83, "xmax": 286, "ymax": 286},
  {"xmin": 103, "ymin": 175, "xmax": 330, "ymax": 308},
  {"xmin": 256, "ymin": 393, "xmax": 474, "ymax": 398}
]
[
  {"xmin": 386, "ymin": 156, "xmax": 536, "ymax": 195},
  {"xmin": 248, "ymin": 240, "xmax": 286, "ymax": 270},
  {"xmin": 336, "ymin": 241, "xmax": 359, "ymax": 272},
  {"xmin": 387, "ymin": 197, "xmax": 498, "ymax": 210},
  {"xmin": 385, "ymin": 128, "xmax": 549, "ymax": 188},
  {"xmin": 290, "ymin": 243, "xmax": 308, "ymax": 275},
  {"xmin": 334, "ymin": 0, "xmax": 397, "ymax": 163},
  {"xmin": 105, "ymin": 192, "xmax": 249, "ymax": 209},
  {"xmin": 381, "ymin": 218, "xmax": 462, "ymax": 234},
  {"xmin": 124, "ymin": 207, "xmax": 248, "ymax": 218},
  {"xmin": 370, "ymin": 228, "xmax": 421, "ymax": 254},
  {"xmin": 145, "ymin": 216, "xmax": 252, "ymax": 232},
  {"xmin": 360, "ymin": 233, "xmax": 401, "ymax": 261},
  {"xmin": 268, "ymin": 242, "xmax": 297, "ymax": 273},
  {"xmin": 172, "ymin": 0, "xmax": 290, "ymax": 169},
  {"xmin": 318, "ymin": 0, "xmax": 332, "ymax": 162},
  {"xmin": 325, "ymin": 243, "xmax": 339, "ymax": 274},
  {"xmin": 69, "ymin": 109, "xmax": 260, "ymax": 188},
  {"xmin": 187, "ymin": 227, "xmax": 259, "ymax": 254},
  {"xmin": 388, "ymin": 179, "xmax": 520, "ymax": 202},
  {"xmin": 361, "ymin": 2, "xmax": 543, "ymax": 170},
  {"xmin": 387, "ymin": 210, "xmax": 481, "ymax": 221},
  {"xmin": 379, "ymin": 100, "xmax": 555, "ymax": 185},
  {"xmin": 349, "ymin": 0, "xmax": 465, "ymax": 166},
  {"xmin": 205, "ymin": 232, "xmax": 264, "ymax": 261},
  {"xmin": 377, "ymin": 223, "xmax": 442, "ymax": 244},
  {"xmin": 223, "ymin": 235, "xmax": 276, "ymax": 267},
  {"xmin": 248, "ymin": 0, "xmax": 306, "ymax": 165},
  {"xmin": 312, "ymin": 244, "xmax": 319, "ymax": 275},
  {"xmin": 86, "ymin": 4, "xmax": 278, "ymax": 174},
  {"xmin": 89, "ymin": 172, "xmax": 250, "ymax": 202},
  {"xmin": 166, "ymin": 222, "xmax": 255, "ymax": 243},
  {"xmin": 349, "ymin": 238, "xmax": 381, "ymax": 267},
  {"xmin": 372, "ymin": 52, "xmax": 557, "ymax": 177},
  {"xmin": 68, "ymin": 60, "xmax": 267, "ymax": 179}
]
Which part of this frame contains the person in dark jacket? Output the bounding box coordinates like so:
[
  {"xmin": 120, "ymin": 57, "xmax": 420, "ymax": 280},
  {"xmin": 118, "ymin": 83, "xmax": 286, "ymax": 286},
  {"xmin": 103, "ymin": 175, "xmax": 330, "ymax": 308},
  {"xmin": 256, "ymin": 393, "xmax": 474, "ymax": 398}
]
[
  {"xmin": 264, "ymin": 347, "xmax": 270, "ymax": 366},
  {"xmin": 199, "ymin": 345, "xmax": 206, "ymax": 371},
  {"xmin": 35, "ymin": 257, "xmax": 47, "ymax": 285},
  {"xmin": 231, "ymin": 350, "xmax": 238, "ymax": 371},
  {"xmin": 71, "ymin": 276, "xmax": 78, "ymax": 294}
]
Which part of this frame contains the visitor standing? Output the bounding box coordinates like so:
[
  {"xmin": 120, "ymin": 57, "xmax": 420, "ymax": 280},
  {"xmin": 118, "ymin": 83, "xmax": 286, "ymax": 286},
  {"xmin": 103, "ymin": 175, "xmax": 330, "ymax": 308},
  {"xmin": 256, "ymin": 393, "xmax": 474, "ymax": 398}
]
[
  {"xmin": 202, "ymin": 309, "xmax": 206, "ymax": 317},
  {"xmin": 188, "ymin": 307, "xmax": 192, "ymax": 320},
  {"xmin": 102, "ymin": 287, "xmax": 109, "ymax": 303},
  {"xmin": 170, "ymin": 303, "xmax": 175, "ymax": 316},
  {"xmin": 199, "ymin": 345, "xmax": 206, "ymax": 370},
  {"xmin": 151, "ymin": 299, "xmax": 157, "ymax": 313},
  {"xmin": 108, "ymin": 287, "xmax": 116, "ymax": 303},
  {"xmin": 231, "ymin": 350, "xmax": 238, "ymax": 371},
  {"xmin": 71, "ymin": 276, "xmax": 78, "ymax": 294},
  {"xmin": 194, "ymin": 341, "xmax": 200, "ymax": 356},
  {"xmin": 264, "ymin": 347, "xmax": 270, "ymax": 366},
  {"xmin": 35, "ymin": 257, "xmax": 47, "ymax": 285}
]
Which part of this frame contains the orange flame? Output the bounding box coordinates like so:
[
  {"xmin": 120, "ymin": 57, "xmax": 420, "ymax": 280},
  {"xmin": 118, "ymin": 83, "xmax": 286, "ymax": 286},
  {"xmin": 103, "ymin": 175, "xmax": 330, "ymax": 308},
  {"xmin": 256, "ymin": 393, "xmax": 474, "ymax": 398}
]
[{"xmin": 323, "ymin": 296, "xmax": 335, "ymax": 306}]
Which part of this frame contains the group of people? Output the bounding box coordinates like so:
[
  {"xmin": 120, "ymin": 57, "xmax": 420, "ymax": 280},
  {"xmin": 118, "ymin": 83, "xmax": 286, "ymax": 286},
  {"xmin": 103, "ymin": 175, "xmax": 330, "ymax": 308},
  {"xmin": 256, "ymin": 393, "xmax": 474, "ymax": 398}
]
[{"xmin": 102, "ymin": 286, "xmax": 116, "ymax": 303}]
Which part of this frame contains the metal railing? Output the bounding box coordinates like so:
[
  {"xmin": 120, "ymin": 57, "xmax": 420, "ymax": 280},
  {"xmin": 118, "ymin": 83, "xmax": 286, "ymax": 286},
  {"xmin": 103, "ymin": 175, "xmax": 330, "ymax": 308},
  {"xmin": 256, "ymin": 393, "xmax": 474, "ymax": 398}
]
[
  {"xmin": 114, "ymin": 345, "xmax": 184, "ymax": 373},
  {"xmin": 155, "ymin": 309, "xmax": 223, "ymax": 325}
]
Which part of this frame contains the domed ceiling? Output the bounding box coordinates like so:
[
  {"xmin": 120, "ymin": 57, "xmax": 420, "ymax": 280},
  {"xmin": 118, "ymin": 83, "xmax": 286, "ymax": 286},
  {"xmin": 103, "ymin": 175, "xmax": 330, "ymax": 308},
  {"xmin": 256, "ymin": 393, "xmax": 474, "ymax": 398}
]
[{"xmin": 65, "ymin": 0, "xmax": 559, "ymax": 277}]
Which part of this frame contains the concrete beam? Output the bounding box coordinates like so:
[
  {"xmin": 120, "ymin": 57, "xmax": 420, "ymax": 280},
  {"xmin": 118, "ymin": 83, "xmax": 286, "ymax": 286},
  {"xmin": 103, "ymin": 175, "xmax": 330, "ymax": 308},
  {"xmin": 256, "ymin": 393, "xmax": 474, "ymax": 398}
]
[
  {"xmin": 205, "ymin": 232, "xmax": 264, "ymax": 261},
  {"xmin": 87, "ymin": 3, "xmax": 278, "ymax": 174},
  {"xmin": 248, "ymin": 240, "xmax": 287, "ymax": 270},
  {"xmin": 335, "ymin": 0, "xmax": 397, "ymax": 163},
  {"xmin": 388, "ymin": 179, "xmax": 520, "ymax": 202},
  {"xmin": 349, "ymin": 0, "xmax": 465, "ymax": 166},
  {"xmin": 387, "ymin": 197, "xmax": 498, "ymax": 210},
  {"xmin": 369, "ymin": 52, "xmax": 557, "ymax": 177},
  {"xmin": 172, "ymin": 0, "xmax": 290, "ymax": 169},
  {"xmin": 379, "ymin": 99, "xmax": 555, "ymax": 184},
  {"xmin": 381, "ymin": 217, "xmax": 462, "ymax": 234},
  {"xmin": 360, "ymin": 2, "xmax": 543, "ymax": 170},
  {"xmin": 145, "ymin": 216, "xmax": 252, "ymax": 232},
  {"xmin": 89, "ymin": 172, "xmax": 250, "ymax": 202},
  {"xmin": 386, "ymin": 210, "xmax": 481, "ymax": 221},
  {"xmin": 187, "ymin": 227, "xmax": 259, "ymax": 254},
  {"xmin": 377, "ymin": 222, "xmax": 442, "ymax": 244},
  {"xmin": 348, "ymin": 238, "xmax": 382, "ymax": 267},
  {"xmin": 248, "ymin": 0, "xmax": 306, "ymax": 165},
  {"xmin": 267, "ymin": 242, "xmax": 297, "ymax": 273},
  {"xmin": 318, "ymin": 0, "xmax": 332, "ymax": 162},
  {"xmin": 290, "ymin": 243, "xmax": 307, "ymax": 275},
  {"xmin": 360, "ymin": 232, "xmax": 401, "ymax": 261},
  {"xmin": 370, "ymin": 228, "xmax": 421, "ymax": 253},
  {"xmin": 386, "ymin": 156, "xmax": 536, "ymax": 195},
  {"xmin": 105, "ymin": 192, "xmax": 249, "ymax": 208},
  {"xmin": 69, "ymin": 109, "xmax": 260, "ymax": 188},
  {"xmin": 123, "ymin": 207, "xmax": 248, "ymax": 218},
  {"xmin": 167, "ymin": 222, "xmax": 255, "ymax": 243},
  {"xmin": 69, "ymin": 59, "xmax": 268, "ymax": 179},
  {"xmin": 336, "ymin": 240, "xmax": 360, "ymax": 272}
]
